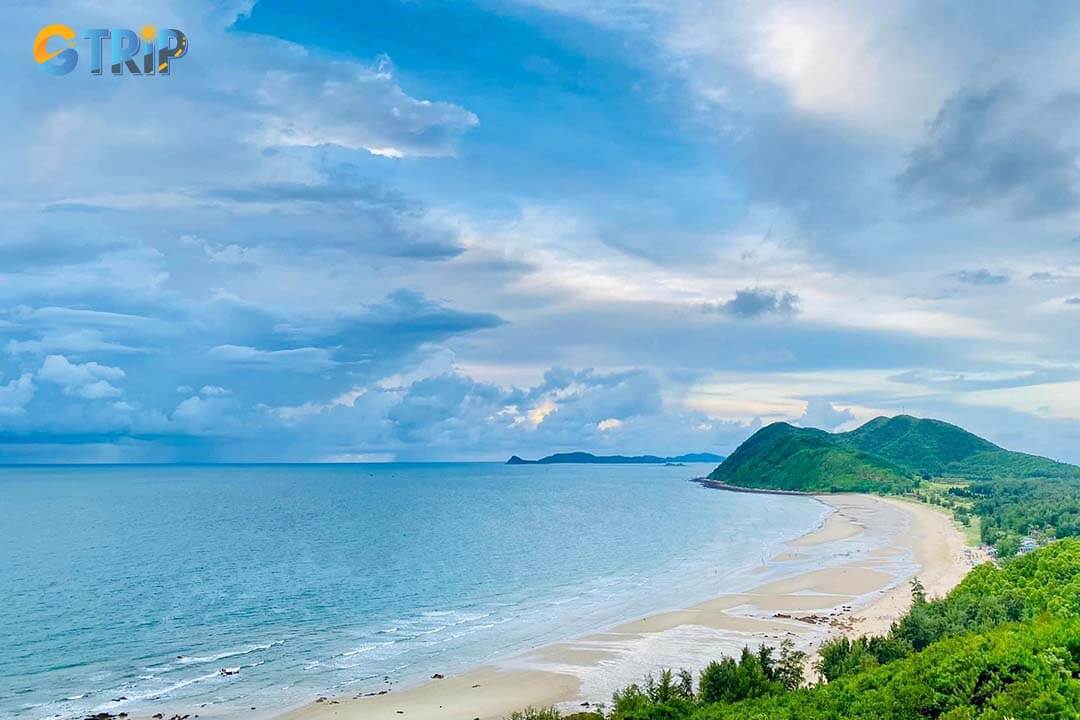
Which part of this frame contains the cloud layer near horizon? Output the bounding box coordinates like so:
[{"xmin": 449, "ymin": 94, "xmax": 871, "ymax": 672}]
[{"xmin": 3, "ymin": 0, "xmax": 1079, "ymax": 462}]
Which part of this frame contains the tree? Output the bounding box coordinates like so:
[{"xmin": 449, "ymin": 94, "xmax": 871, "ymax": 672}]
[
  {"xmin": 698, "ymin": 658, "xmax": 739, "ymax": 704},
  {"xmin": 772, "ymin": 639, "xmax": 806, "ymax": 690},
  {"xmin": 815, "ymin": 636, "xmax": 877, "ymax": 682},
  {"xmin": 910, "ymin": 576, "xmax": 927, "ymax": 604}
]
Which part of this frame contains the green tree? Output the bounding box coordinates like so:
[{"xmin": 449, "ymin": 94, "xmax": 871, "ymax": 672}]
[{"xmin": 772, "ymin": 639, "xmax": 806, "ymax": 690}]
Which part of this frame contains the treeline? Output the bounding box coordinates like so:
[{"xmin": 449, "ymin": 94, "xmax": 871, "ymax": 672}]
[
  {"xmin": 959, "ymin": 479, "xmax": 1080, "ymax": 554},
  {"xmin": 509, "ymin": 539, "xmax": 1080, "ymax": 720}
]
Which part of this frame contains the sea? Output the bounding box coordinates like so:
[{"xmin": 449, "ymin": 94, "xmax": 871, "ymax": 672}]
[{"xmin": 0, "ymin": 463, "xmax": 829, "ymax": 720}]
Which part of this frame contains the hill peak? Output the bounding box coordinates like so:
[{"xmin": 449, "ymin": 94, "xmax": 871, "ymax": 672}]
[{"xmin": 708, "ymin": 414, "xmax": 1076, "ymax": 493}]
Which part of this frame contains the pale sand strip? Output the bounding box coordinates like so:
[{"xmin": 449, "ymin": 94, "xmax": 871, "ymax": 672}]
[
  {"xmin": 276, "ymin": 494, "xmax": 974, "ymax": 720},
  {"xmin": 843, "ymin": 496, "xmax": 976, "ymax": 637},
  {"xmin": 277, "ymin": 668, "xmax": 581, "ymax": 720}
]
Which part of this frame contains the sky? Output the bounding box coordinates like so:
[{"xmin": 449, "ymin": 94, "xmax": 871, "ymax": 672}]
[{"xmin": 5, "ymin": 0, "xmax": 1080, "ymax": 463}]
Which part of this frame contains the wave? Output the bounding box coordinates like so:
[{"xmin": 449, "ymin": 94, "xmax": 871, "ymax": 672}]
[
  {"xmin": 175, "ymin": 640, "xmax": 284, "ymax": 666},
  {"xmin": 336, "ymin": 642, "xmax": 394, "ymax": 659},
  {"xmin": 83, "ymin": 655, "xmax": 271, "ymax": 719}
]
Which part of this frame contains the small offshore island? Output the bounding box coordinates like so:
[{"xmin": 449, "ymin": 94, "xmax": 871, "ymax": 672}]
[
  {"xmin": 281, "ymin": 415, "xmax": 1080, "ymax": 720},
  {"xmin": 507, "ymin": 452, "xmax": 726, "ymax": 465}
]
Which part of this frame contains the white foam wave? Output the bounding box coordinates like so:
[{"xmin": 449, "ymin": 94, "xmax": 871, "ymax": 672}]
[
  {"xmin": 176, "ymin": 640, "xmax": 283, "ymax": 666},
  {"xmin": 338, "ymin": 642, "xmax": 393, "ymax": 658}
]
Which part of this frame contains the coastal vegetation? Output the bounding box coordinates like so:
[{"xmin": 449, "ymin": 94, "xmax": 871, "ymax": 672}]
[
  {"xmin": 510, "ymin": 539, "xmax": 1080, "ymax": 719},
  {"xmin": 706, "ymin": 415, "xmax": 1080, "ymax": 557}
]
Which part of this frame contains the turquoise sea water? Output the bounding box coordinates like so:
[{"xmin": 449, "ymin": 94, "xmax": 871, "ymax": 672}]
[{"xmin": 0, "ymin": 463, "xmax": 827, "ymax": 720}]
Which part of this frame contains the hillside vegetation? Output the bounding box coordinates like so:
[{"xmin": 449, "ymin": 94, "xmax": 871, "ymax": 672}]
[{"xmin": 707, "ymin": 415, "xmax": 1080, "ymax": 556}]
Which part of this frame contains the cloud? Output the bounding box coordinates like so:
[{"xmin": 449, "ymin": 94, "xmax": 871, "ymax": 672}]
[
  {"xmin": 0, "ymin": 374, "xmax": 35, "ymax": 415},
  {"xmin": 1067, "ymin": 297, "xmax": 1080, "ymax": 305},
  {"xmin": 387, "ymin": 372, "xmax": 503, "ymax": 441},
  {"xmin": 704, "ymin": 287, "xmax": 800, "ymax": 319},
  {"xmin": 172, "ymin": 394, "xmax": 236, "ymax": 433},
  {"xmin": 1030, "ymin": 272, "xmax": 1069, "ymax": 283},
  {"xmin": 254, "ymin": 59, "xmax": 479, "ymax": 158},
  {"xmin": 6, "ymin": 329, "xmax": 145, "ymax": 356},
  {"xmin": 952, "ymin": 269, "xmax": 1009, "ymax": 286},
  {"xmin": 36, "ymin": 355, "xmax": 125, "ymax": 399},
  {"xmin": 379, "ymin": 365, "xmax": 664, "ymax": 448},
  {"xmin": 206, "ymin": 345, "xmax": 338, "ymax": 371},
  {"xmin": 205, "ymin": 180, "xmax": 412, "ymax": 209},
  {"xmin": 349, "ymin": 288, "xmax": 503, "ymax": 338},
  {"xmin": 796, "ymin": 398, "xmax": 856, "ymax": 431},
  {"xmin": 0, "ymin": 0, "xmax": 1078, "ymax": 464},
  {"xmin": 522, "ymin": 0, "xmax": 949, "ymax": 139},
  {"xmin": 898, "ymin": 84, "xmax": 1080, "ymax": 218},
  {"xmin": 201, "ymin": 181, "xmax": 466, "ymax": 260}
]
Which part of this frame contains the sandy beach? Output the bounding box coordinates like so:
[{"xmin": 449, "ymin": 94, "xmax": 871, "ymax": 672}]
[{"xmin": 277, "ymin": 493, "xmax": 976, "ymax": 720}]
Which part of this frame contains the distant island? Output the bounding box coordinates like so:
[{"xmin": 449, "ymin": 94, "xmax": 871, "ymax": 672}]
[
  {"xmin": 507, "ymin": 451, "xmax": 725, "ymax": 465},
  {"xmin": 702, "ymin": 414, "xmax": 1080, "ymax": 557}
]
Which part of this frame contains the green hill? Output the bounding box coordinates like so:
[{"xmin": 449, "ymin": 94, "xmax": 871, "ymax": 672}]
[
  {"xmin": 707, "ymin": 422, "xmax": 914, "ymax": 493},
  {"xmin": 707, "ymin": 415, "xmax": 1080, "ymax": 555},
  {"xmin": 840, "ymin": 414, "xmax": 999, "ymax": 476}
]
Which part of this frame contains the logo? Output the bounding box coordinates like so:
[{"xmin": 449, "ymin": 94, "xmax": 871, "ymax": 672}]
[{"xmin": 34, "ymin": 24, "xmax": 188, "ymax": 76}]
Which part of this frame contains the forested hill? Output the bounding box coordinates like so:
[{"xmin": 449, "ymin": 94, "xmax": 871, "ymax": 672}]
[{"xmin": 707, "ymin": 415, "xmax": 1080, "ymax": 556}]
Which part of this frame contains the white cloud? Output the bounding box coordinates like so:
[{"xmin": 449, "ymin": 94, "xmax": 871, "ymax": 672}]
[
  {"xmin": 519, "ymin": 0, "xmax": 950, "ymax": 139},
  {"xmin": 0, "ymin": 374, "xmax": 35, "ymax": 415},
  {"xmin": 206, "ymin": 344, "xmax": 337, "ymax": 370},
  {"xmin": 725, "ymin": 1, "xmax": 947, "ymax": 138},
  {"xmin": 172, "ymin": 394, "xmax": 236, "ymax": 433},
  {"xmin": 36, "ymin": 355, "xmax": 124, "ymax": 399},
  {"xmin": 795, "ymin": 398, "xmax": 856, "ymax": 431},
  {"xmin": 255, "ymin": 60, "xmax": 478, "ymax": 158}
]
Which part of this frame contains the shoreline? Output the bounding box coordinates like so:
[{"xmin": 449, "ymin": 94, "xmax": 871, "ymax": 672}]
[
  {"xmin": 691, "ymin": 478, "xmax": 812, "ymax": 496},
  {"xmin": 273, "ymin": 493, "xmax": 977, "ymax": 720}
]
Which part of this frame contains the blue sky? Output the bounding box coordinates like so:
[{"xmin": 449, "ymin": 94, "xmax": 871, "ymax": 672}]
[{"xmin": 5, "ymin": 0, "xmax": 1080, "ymax": 462}]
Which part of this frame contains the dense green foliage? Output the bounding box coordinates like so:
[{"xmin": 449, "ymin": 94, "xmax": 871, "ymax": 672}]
[
  {"xmin": 510, "ymin": 541, "xmax": 1080, "ymax": 720},
  {"xmin": 813, "ymin": 541, "xmax": 1080, "ymax": 683},
  {"xmin": 843, "ymin": 415, "xmax": 999, "ymax": 475},
  {"xmin": 706, "ymin": 422, "xmax": 915, "ymax": 493},
  {"xmin": 707, "ymin": 415, "xmax": 1080, "ymax": 556},
  {"xmin": 607, "ymin": 642, "xmax": 807, "ymax": 720},
  {"xmin": 696, "ymin": 618, "xmax": 1080, "ymax": 720},
  {"xmin": 964, "ymin": 479, "xmax": 1080, "ymax": 551},
  {"xmin": 509, "ymin": 708, "xmax": 566, "ymax": 720}
]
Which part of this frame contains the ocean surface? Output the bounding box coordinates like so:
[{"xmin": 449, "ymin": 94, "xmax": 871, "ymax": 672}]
[{"xmin": 0, "ymin": 463, "xmax": 828, "ymax": 720}]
